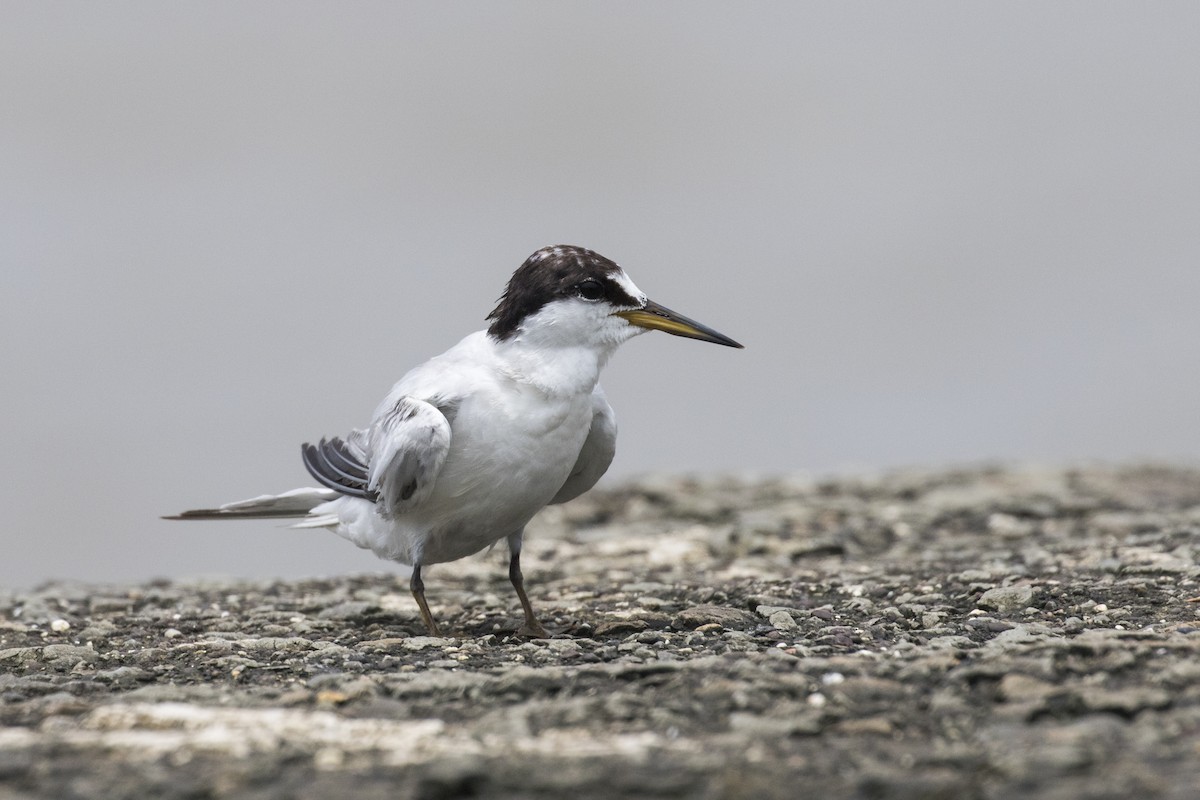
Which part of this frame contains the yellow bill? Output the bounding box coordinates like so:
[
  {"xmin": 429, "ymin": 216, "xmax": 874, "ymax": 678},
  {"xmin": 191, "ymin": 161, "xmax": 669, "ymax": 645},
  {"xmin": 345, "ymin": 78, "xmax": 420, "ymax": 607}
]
[{"xmin": 616, "ymin": 300, "xmax": 743, "ymax": 348}]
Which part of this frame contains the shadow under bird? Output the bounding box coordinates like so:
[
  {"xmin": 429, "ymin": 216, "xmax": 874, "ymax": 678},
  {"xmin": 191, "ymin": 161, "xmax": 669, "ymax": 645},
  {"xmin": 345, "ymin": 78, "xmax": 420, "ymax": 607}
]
[{"xmin": 167, "ymin": 245, "xmax": 742, "ymax": 637}]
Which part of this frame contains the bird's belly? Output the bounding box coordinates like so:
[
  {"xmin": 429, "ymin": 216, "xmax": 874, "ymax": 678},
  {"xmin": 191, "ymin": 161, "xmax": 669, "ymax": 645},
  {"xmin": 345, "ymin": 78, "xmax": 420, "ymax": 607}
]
[{"xmin": 415, "ymin": 393, "xmax": 594, "ymax": 564}]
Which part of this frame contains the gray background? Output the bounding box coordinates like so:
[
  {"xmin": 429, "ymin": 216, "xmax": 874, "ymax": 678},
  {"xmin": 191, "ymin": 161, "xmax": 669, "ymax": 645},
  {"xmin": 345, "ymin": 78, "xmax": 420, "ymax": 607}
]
[{"xmin": 3, "ymin": 3, "xmax": 1198, "ymax": 589}]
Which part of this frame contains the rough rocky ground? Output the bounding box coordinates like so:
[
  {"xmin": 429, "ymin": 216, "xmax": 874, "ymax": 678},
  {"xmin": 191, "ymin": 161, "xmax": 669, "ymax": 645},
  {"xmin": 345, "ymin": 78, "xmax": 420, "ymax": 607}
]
[{"xmin": 3, "ymin": 465, "xmax": 1200, "ymax": 799}]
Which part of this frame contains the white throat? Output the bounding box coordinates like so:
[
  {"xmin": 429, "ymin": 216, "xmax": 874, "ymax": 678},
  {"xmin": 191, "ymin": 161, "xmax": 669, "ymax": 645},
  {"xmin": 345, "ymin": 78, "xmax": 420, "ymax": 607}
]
[
  {"xmin": 487, "ymin": 269, "xmax": 648, "ymax": 396},
  {"xmin": 493, "ymin": 339, "xmax": 613, "ymax": 396},
  {"xmin": 491, "ymin": 309, "xmax": 643, "ymax": 396}
]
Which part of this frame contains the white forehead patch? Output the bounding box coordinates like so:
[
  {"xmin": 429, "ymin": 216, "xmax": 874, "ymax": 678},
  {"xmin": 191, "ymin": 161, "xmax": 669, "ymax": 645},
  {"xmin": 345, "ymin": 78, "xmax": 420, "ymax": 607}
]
[{"xmin": 612, "ymin": 269, "xmax": 647, "ymax": 307}]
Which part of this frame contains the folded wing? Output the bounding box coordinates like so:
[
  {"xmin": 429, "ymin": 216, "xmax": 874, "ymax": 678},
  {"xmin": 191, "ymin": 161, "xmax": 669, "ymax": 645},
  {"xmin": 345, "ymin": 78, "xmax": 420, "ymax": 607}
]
[
  {"xmin": 550, "ymin": 387, "xmax": 617, "ymax": 505},
  {"xmin": 301, "ymin": 437, "xmax": 376, "ymax": 500},
  {"xmin": 301, "ymin": 396, "xmax": 452, "ymax": 517}
]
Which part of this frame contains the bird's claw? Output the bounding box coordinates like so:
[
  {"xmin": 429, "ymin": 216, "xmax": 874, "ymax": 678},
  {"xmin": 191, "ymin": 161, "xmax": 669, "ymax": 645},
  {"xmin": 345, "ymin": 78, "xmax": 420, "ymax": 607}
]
[{"xmin": 516, "ymin": 621, "xmax": 549, "ymax": 639}]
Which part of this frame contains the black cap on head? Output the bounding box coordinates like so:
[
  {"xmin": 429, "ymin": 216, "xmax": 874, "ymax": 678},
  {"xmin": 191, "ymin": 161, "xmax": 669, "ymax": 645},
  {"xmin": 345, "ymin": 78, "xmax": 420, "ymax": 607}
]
[{"xmin": 486, "ymin": 245, "xmax": 639, "ymax": 340}]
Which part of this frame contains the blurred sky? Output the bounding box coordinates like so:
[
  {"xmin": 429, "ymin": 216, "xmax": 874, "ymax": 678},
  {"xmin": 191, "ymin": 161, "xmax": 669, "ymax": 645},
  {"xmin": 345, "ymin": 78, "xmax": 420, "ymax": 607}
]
[{"xmin": 3, "ymin": 3, "xmax": 1199, "ymax": 589}]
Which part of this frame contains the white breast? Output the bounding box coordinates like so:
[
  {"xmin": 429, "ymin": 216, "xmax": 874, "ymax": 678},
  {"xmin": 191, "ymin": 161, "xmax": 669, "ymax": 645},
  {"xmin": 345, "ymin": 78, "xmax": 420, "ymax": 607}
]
[
  {"xmin": 415, "ymin": 385, "xmax": 594, "ymax": 563},
  {"xmin": 328, "ymin": 330, "xmax": 605, "ymax": 567}
]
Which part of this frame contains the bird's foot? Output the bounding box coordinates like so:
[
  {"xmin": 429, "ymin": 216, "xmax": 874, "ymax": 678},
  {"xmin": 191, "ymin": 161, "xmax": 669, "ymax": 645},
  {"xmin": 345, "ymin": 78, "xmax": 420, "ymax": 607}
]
[{"xmin": 516, "ymin": 620, "xmax": 549, "ymax": 639}]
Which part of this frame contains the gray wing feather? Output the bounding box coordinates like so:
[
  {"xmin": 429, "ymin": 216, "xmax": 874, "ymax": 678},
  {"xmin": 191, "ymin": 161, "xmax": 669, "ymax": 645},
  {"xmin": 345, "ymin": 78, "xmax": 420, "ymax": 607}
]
[
  {"xmin": 368, "ymin": 396, "xmax": 453, "ymax": 518},
  {"xmin": 550, "ymin": 388, "xmax": 617, "ymax": 505},
  {"xmin": 165, "ymin": 487, "xmax": 338, "ymax": 520}
]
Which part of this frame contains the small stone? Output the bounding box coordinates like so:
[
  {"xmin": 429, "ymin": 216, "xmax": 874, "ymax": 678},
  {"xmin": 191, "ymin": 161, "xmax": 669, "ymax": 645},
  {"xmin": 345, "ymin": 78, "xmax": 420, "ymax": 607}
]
[
  {"xmin": 967, "ymin": 617, "xmax": 1013, "ymax": 633},
  {"xmin": 675, "ymin": 605, "xmax": 757, "ymax": 630},
  {"xmin": 77, "ymin": 621, "xmax": 117, "ymax": 641},
  {"xmin": 41, "ymin": 644, "xmax": 97, "ymax": 664},
  {"xmin": 768, "ymin": 611, "xmax": 799, "ymax": 632},
  {"xmin": 977, "ymin": 585, "xmax": 1036, "ymax": 614},
  {"xmin": 359, "ymin": 638, "xmax": 409, "ymax": 650},
  {"xmin": 545, "ymin": 639, "xmax": 582, "ymax": 657},
  {"xmin": 755, "ymin": 605, "xmax": 804, "ymax": 619},
  {"xmin": 402, "ymin": 636, "xmax": 451, "ymax": 651},
  {"xmin": 593, "ymin": 619, "xmax": 649, "ymax": 637},
  {"xmin": 956, "ymin": 569, "xmax": 997, "ymax": 582},
  {"xmin": 0, "ymin": 646, "xmax": 41, "ymax": 664},
  {"xmin": 49, "ymin": 619, "xmax": 70, "ymax": 633},
  {"xmin": 239, "ymin": 636, "xmax": 317, "ymax": 653}
]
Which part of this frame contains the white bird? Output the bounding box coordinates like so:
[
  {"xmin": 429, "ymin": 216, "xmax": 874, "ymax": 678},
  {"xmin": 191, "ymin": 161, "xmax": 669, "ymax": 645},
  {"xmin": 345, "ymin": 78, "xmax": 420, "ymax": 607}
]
[{"xmin": 167, "ymin": 245, "xmax": 742, "ymax": 637}]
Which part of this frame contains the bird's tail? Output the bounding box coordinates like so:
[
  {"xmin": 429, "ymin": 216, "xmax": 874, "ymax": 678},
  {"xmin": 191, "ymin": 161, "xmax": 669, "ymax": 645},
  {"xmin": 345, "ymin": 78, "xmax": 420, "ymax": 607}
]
[{"xmin": 163, "ymin": 487, "xmax": 339, "ymax": 521}]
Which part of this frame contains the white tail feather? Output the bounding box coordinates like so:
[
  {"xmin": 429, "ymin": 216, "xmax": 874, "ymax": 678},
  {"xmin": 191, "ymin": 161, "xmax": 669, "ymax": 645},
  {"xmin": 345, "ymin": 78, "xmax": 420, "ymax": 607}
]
[
  {"xmin": 290, "ymin": 513, "xmax": 341, "ymax": 529},
  {"xmin": 218, "ymin": 488, "xmax": 338, "ymax": 514}
]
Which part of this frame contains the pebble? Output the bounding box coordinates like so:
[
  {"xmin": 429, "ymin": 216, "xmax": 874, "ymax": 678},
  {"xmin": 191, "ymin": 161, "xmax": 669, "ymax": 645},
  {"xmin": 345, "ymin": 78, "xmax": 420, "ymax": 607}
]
[
  {"xmin": 675, "ymin": 605, "xmax": 757, "ymax": 630},
  {"xmin": 768, "ymin": 611, "xmax": 800, "ymax": 632},
  {"xmin": 977, "ymin": 585, "xmax": 1036, "ymax": 614},
  {"xmin": 402, "ymin": 637, "xmax": 451, "ymax": 651}
]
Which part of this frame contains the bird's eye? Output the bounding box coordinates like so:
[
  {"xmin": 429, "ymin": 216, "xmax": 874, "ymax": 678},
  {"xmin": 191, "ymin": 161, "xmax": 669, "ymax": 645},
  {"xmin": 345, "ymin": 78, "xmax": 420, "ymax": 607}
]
[{"xmin": 576, "ymin": 279, "xmax": 605, "ymax": 301}]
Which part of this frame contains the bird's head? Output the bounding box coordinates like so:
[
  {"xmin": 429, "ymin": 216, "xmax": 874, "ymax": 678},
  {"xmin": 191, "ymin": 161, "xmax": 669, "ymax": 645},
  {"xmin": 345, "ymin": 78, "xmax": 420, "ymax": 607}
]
[{"xmin": 487, "ymin": 245, "xmax": 743, "ymax": 351}]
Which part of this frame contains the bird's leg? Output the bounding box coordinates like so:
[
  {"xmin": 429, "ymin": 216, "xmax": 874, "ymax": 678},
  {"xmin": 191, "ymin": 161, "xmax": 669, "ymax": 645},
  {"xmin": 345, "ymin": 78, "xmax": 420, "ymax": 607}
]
[
  {"xmin": 410, "ymin": 564, "xmax": 442, "ymax": 637},
  {"xmin": 507, "ymin": 532, "xmax": 547, "ymax": 638}
]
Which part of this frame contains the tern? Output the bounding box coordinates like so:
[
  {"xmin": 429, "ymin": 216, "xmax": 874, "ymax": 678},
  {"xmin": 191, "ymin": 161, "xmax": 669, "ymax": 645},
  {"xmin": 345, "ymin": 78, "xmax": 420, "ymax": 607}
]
[{"xmin": 167, "ymin": 245, "xmax": 742, "ymax": 636}]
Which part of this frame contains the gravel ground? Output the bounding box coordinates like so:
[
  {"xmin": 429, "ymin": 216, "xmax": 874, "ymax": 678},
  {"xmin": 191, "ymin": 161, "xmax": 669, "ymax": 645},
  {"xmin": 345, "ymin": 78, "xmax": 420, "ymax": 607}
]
[{"xmin": 3, "ymin": 465, "xmax": 1200, "ymax": 799}]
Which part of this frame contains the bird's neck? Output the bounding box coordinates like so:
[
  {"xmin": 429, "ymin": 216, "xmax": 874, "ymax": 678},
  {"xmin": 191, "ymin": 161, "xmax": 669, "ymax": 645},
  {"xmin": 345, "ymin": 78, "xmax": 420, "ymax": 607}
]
[{"xmin": 492, "ymin": 338, "xmax": 614, "ymax": 397}]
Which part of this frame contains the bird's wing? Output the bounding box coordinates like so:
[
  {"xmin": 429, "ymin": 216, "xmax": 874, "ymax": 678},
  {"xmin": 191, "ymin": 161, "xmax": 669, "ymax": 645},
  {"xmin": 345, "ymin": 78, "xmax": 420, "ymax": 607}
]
[
  {"xmin": 301, "ymin": 436, "xmax": 377, "ymax": 500},
  {"xmin": 550, "ymin": 386, "xmax": 617, "ymax": 505},
  {"xmin": 366, "ymin": 396, "xmax": 453, "ymax": 517},
  {"xmin": 300, "ymin": 396, "xmax": 452, "ymax": 517}
]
